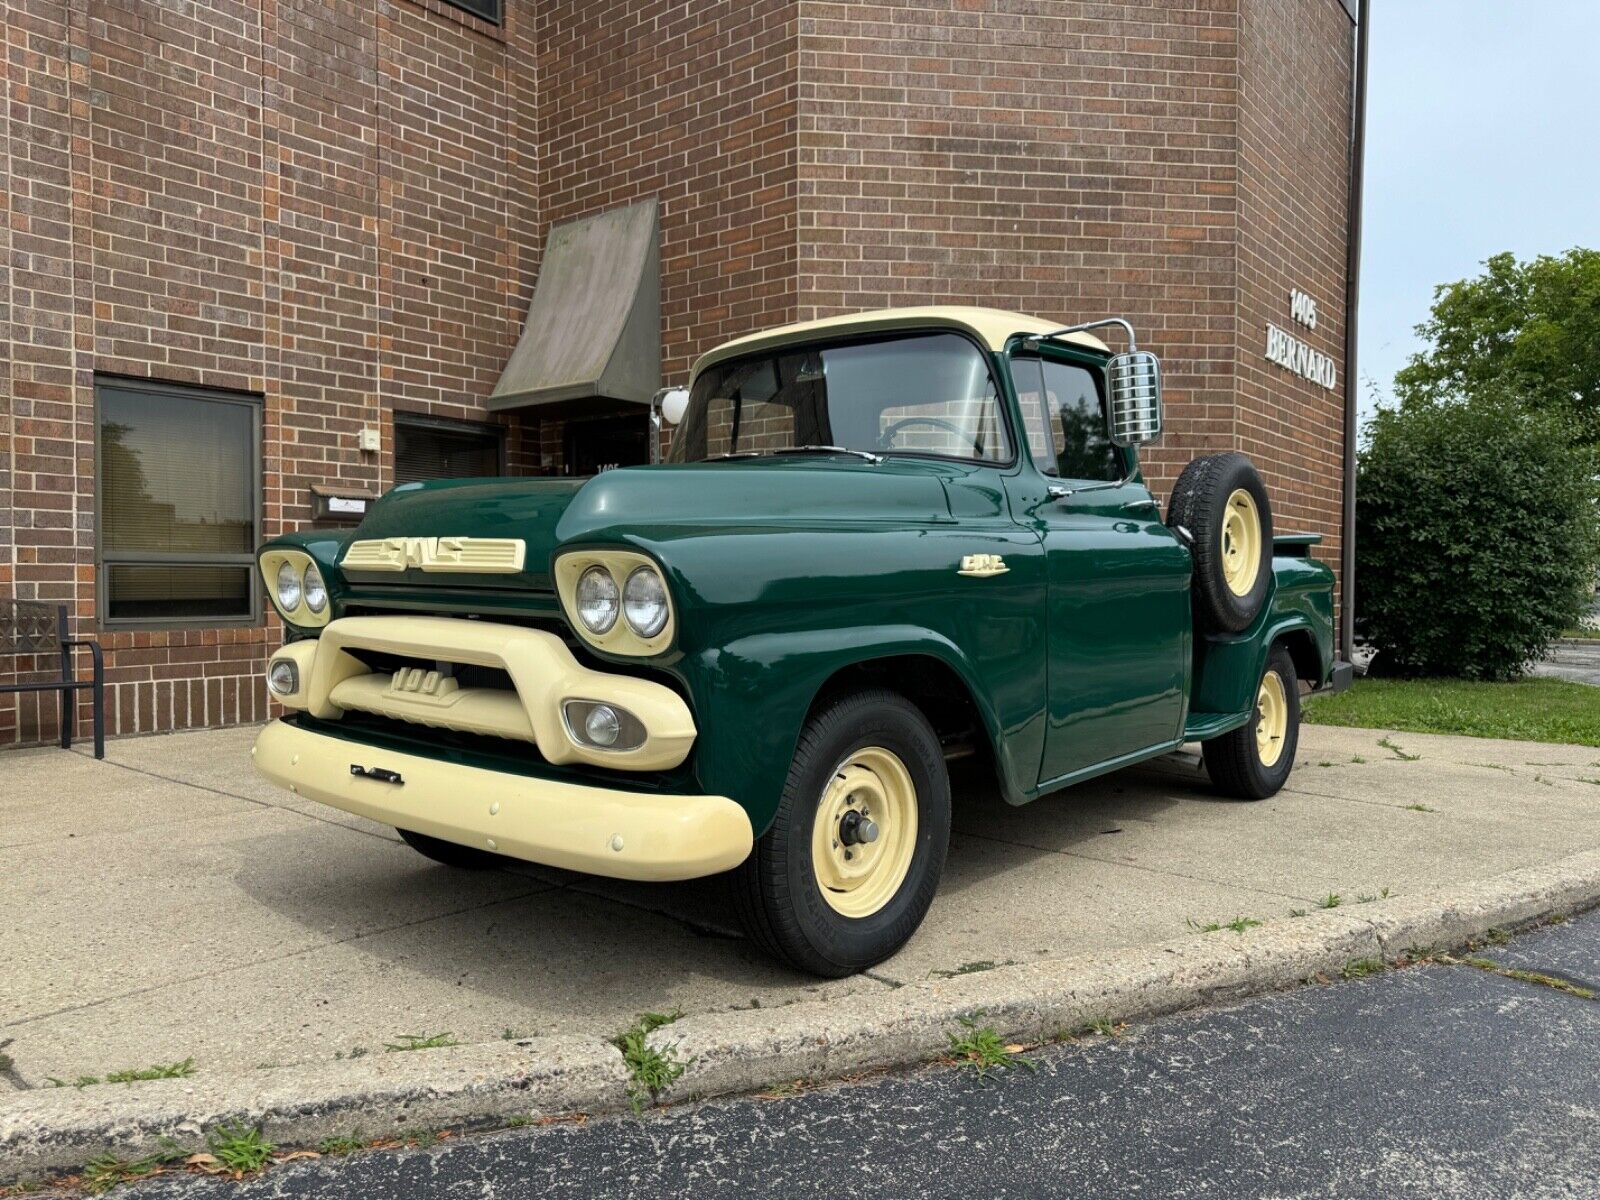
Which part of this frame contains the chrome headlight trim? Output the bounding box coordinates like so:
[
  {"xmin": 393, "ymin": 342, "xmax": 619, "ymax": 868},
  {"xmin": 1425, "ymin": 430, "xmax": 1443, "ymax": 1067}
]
[
  {"xmin": 275, "ymin": 559, "xmax": 303, "ymax": 613},
  {"xmin": 303, "ymin": 563, "xmax": 328, "ymax": 614},
  {"xmin": 575, "ymin": 564, "xmax": 621, "ymax": 634},
  {"xmin": 623, "ymin": 565, "xmax": 669, "ymax": 638}
]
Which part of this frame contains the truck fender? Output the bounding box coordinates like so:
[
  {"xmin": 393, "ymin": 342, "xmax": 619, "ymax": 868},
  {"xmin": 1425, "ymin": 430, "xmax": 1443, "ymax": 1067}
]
[{"xmin": 685, "ymin": 625, "xmax": 1027, "ymax": 835}]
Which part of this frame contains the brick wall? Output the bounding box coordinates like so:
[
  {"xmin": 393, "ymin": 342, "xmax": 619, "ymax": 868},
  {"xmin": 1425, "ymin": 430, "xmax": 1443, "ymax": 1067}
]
[
  {"xmin": 795, "ymin": 0, "xmax": 1247, "ymax": 490},
  {"xmin": 1235, "ymin": 0, "xmax": 1352, "ymax": 590},
  {"xmin": 792, "ymin": 0, "xmax": 1352, "ymax": 596},
  {"xmin": 1, "ymin": 0, "xmax": 541, "ymax": 746},
  {"xmin": 2, "ymin": 0, "xmax": 1353, "ymax": 748},
  {"xmin": 535, "ymin": 0, "xmax": 799, "ymax": 385}
]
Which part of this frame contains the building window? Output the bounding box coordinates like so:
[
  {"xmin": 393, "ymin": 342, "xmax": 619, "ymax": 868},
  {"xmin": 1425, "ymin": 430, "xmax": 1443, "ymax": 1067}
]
[
  {"xmin": 96, "ymin": 378, "xmax": 262, "ymax": 628},
  {"xmin": 440, "ymin": 0, "xmax": 500, "ymax": 24},
  {"xmin": 393, "ymin": 415, "xmax": 506, "ymax": 485}
]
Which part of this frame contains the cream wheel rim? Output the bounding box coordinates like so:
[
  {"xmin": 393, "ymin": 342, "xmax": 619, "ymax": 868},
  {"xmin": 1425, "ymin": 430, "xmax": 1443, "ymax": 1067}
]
[
  {"xmin": 810, "ymin": 746, "xmax": 919, "ymax": 919},
  {"xmin": 1220, "ymin": 488, "xmax": 1263, "ymax": 597},
  {"xmin": 1256, "ymin": 669, "xmax": 1288, "ymax": 767}
]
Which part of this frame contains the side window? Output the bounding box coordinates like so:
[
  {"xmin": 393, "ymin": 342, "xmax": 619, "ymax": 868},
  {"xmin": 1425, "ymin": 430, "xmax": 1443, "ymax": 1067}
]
[{"xmin": 1015, "ymin": 356, "xmax": 1120, "ymax": 481}]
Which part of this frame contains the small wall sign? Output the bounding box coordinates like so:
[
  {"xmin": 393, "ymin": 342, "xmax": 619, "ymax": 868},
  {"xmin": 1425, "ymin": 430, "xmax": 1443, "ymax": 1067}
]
[{"xmin": 1265, "ymin": 288, "xmax": 1337, "ymax": 391}]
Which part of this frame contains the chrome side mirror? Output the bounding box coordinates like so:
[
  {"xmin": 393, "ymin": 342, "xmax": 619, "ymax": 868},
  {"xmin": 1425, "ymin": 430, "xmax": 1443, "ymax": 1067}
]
[
  {"xmin": 649, "ymin": 387, "xmax": 691, "ymax": 464},
  {"xmin": 1106, "ymin": 351, "xmax": 1162, "ymax": 447}
]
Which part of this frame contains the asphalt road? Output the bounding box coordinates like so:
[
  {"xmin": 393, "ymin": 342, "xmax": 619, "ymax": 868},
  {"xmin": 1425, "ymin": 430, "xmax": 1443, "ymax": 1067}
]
[
  {"xmin": 1532, "ymin": 639, "xmax": 1600, "ymax": 687},
  {"xmin": 120, "ymin": 911, "xmax": 1600, "ymax": 1200}
]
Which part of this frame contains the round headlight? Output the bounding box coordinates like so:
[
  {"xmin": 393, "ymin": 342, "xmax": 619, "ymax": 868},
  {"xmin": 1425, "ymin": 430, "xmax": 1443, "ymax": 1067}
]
[
  {"xmin": 623, "ymin": 566, "xmax": 669, "ymax": 638},
  {"xmin": 275, "ymin": 560, "xmax": 303, "ymax": 612},
  {"xmin": 575, "ymin": 566, "xmax": 619, "ymax": 634},
  {"xmin": 268, "ymin": 660, "xmax": 298, "ymax": 697},
  {"xmin": 583, "ymin": 704, "xmax": 622, "ymax": 747},
  {"xmin": 303, "ymin": 563, "xmax": 328, "ymax": 614}
]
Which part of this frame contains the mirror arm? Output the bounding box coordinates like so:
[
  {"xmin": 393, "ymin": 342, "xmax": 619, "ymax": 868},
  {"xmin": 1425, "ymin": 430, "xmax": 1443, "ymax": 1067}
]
[
  {"xmin": 1024, "ymin": 318, "xmax": 1139, "ymax": 352},
  {"xmin": 1046, "ymin": 469, "xmax": 1138, "ymax": 501}
]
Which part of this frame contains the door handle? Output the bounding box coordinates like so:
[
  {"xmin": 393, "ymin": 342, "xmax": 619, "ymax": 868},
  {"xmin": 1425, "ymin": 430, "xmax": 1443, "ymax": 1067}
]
[{"xmin": 1121, "ymin": 498, "xmax": 1160, "ymax": 514}]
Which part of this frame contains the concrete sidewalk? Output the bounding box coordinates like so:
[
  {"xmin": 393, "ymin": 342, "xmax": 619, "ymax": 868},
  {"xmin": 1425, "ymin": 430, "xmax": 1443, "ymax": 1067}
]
[{"xmin": 4, "ymin": 721, "xmax": 1599, "ymax": 1090}]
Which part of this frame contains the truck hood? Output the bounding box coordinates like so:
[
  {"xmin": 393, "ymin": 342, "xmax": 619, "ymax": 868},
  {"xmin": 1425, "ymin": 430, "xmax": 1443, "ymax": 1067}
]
[{"xmin": 345, "ymin": 459, "xmax": 967, "ymax": 590}]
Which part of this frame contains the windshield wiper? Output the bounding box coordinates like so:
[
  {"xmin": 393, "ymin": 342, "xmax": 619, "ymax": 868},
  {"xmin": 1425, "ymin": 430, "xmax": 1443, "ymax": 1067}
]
[{"xmin": 770, "ymin": 445, "xmax": 883, "ymax": 464}]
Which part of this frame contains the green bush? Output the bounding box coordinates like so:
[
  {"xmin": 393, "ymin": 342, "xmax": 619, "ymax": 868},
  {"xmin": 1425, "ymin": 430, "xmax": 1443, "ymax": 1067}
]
[{"xmin": 1357, "ymin": 397, "xmax": 1599, "ymax": 680}]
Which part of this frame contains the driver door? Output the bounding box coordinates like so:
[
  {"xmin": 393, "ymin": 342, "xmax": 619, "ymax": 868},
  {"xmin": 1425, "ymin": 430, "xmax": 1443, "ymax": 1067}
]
[{"xmin": 1009, "ymin": 349, "xmax": 1191, "ymax": 786}]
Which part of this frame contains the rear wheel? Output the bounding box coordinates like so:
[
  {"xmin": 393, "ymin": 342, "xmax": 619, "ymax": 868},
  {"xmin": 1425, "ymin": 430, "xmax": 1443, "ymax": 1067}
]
[
  {"xmin": 732, "ymin": 689, "xmax": 950, "ymax": 977},
  {"xmin": 396, "ymin": 826, "xmax": 507, "ymax": 869},
  {"xmin": 1202, "ymin": 643, "xmax": 1299, "ymax": 799}
]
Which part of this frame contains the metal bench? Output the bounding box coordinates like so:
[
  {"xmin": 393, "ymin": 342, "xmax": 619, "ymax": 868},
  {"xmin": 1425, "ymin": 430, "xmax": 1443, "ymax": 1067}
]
[{"xmin": 1, "ymin": 599, "xmax": 105, "ymax": 759}]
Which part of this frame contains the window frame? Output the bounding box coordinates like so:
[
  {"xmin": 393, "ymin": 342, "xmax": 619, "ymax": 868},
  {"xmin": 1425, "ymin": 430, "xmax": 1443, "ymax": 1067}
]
[
  {"xmin": 439, "ymin": 0, "xmax": 501, "ymax": 25},
  {"xmin": 672, "ymin": 327, "xmax": 1020, "ymax": 470},
  {"xmin": 391, "ymin": 411, "xmax": 508, "ymax": 486},
  {"xmin": 94, "ymin": 375, "xmax": 264, "ymax": 632},
  {"xmin": 1009, "ymin": 344, "xmax": 1133, "ymax": 484}
]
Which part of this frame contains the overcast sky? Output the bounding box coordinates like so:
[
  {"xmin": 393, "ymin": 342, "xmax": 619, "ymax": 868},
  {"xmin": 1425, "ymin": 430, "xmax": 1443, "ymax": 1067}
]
[{"xmin": 1357, "ymin": 0, "xmax": 1600, "ymax": 422}]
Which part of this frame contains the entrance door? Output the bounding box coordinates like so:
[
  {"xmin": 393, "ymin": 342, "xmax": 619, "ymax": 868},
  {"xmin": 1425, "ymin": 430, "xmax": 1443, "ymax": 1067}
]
[
  {"xmin": 565, "ymin": 414, "xmax": 650, "ymax": 476},
  {"xmin": 1009, "ymin": 350, "xmax": 1191, "ymax": 786}
]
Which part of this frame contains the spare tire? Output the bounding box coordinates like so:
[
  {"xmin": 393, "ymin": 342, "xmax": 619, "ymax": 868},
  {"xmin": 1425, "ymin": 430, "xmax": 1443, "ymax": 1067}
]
[{"xmin": 1167, "ymin": 452, "xmax": 1273, "ymax": 633}]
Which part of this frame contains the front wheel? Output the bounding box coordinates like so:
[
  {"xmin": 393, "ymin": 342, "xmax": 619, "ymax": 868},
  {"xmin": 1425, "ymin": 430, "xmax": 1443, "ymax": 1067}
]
[
  {"xmin": 1202, "ymin": 644, "xmax": 1300, "ymax": 799},
  {"xmin": 731, "ymin": 689, "xmax": 951, "ymax": 977}
]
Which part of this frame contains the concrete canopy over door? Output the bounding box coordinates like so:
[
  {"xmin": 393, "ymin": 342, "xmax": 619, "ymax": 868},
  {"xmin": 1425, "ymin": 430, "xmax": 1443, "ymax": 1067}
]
[{"xmin": 489, "ymin": 200, "xmax": 662, "ymax": 412}]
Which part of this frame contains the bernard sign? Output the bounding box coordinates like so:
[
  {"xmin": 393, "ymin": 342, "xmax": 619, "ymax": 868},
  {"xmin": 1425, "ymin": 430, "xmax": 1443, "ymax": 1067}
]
[{"xmin": 1265, "ymin": 288, "xmax": 1336, "ymax": 391}]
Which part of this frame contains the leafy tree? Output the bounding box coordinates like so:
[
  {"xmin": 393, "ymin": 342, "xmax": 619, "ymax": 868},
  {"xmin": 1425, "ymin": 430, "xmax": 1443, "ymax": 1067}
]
[
  {"xmin": 1395, "ymin": 249, "xmax": 1600, "ymax": 443},
  {"xmin": 1357, "ymin": 395, "xmax": 1599, "ymax": 680}
]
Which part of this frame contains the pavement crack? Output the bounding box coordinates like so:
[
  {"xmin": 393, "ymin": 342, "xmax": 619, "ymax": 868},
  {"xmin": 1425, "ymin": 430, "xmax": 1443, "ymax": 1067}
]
[
  {"xmin": 0, "ymin": 1038, "xmax": 32, "ymax": 1090},
  {"xmin": 861, "ymin": 970, "xmax": 904, "ymax": 989},
  {"xmin": 65, "ymin": 751, "xmax": 401, "ymax": 845},
  {"xmin": 1441, "ymin": 954, "xmax": 1598, "ymax": 1001}
]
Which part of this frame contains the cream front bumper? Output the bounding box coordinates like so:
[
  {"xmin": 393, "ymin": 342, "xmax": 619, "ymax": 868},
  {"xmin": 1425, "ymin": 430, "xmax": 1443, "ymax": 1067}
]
[
  {"xmin": 252, "ymin": 718, "xmax": 753, "ymax": 881},
  {"xmin": 266, "ymin": 614, "xmax": 696, "ymax": 772}
]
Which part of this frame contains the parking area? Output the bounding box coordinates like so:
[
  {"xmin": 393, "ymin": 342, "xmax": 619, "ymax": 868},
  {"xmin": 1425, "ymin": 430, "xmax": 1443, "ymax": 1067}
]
[{"xmin": 4, "ymin": 719, "xmax": 1600, "ymax": 1088}]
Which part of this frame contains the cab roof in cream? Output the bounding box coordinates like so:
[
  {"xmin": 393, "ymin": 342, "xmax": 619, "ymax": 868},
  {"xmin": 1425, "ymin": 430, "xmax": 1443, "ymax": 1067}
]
[{"xmin": 691, "ymin": 306, "xmax": 1111, "ymax": 380}]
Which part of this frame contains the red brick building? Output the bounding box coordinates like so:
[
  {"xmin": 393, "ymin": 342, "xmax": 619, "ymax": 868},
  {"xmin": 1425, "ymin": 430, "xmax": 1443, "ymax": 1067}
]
[{"xmin": 1, "ymin": 0, "xmax": 1361, "ymax": 747}]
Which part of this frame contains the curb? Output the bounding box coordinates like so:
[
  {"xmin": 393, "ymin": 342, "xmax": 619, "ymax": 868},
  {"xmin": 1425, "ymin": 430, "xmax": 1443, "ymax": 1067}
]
[
  {"xmin": 0, "ymin": 1037, "xmax": 631, "ymax": 1183},
  {"xmin": 5, "ymin": 847, "xmax": 1600, "ymax": 1184}
]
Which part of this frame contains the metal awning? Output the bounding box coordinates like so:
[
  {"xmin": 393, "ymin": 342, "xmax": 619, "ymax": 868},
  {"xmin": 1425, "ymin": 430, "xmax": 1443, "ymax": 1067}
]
[{"xmin": 489, "ymin": 200, "xmax": 660, "ymax": 412}]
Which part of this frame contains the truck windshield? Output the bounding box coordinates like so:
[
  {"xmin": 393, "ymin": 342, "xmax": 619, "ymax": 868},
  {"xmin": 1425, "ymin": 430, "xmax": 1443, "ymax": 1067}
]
[{"xmin": 667, "ymin": 332, "xmax": 1011, "ymax": 465}]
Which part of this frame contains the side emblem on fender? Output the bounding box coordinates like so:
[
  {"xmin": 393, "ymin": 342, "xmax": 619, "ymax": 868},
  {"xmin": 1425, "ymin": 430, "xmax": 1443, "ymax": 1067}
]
[{"xmin": 958, "ymin": 553, "xmax": 1009, "ymax": 579}]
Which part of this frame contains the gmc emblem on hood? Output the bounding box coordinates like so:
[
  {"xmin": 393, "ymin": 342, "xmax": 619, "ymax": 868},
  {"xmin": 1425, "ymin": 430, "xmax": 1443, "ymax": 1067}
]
[{"xmin": 341, "ymin": 536, "xmax": 526, "ymax": 574}]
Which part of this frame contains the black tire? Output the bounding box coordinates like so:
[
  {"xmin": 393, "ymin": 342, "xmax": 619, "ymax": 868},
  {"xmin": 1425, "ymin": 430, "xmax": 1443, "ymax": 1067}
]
[
  {"xmin": 396, "ymin": 826, "xmax": 506, "ymax": 869},
  {"xmin": 1203, "ymin": 643, "xmax": 1299, "ymax": 799},
  {"xmin": 731, "ymin": 689, "xmax": 951, "ymax": 977},
  {"xmin": 1167, "ymin": 452, "xmax": 1273, "ymax": 633}
]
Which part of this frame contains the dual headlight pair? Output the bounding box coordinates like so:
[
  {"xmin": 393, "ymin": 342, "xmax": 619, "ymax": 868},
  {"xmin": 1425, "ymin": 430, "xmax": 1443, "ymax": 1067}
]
[
  {"xmin": 554, "ymin": 551, "xmax": 675, "ymax": 655},
  {"xmin": 574, "ymin": 563, "xmax": 668, "ymax": 638},
  {"xmin": 260, "ymin": 549, "xmax": 331, "ymax": 628},
  {"xmin": 275, "ymin": 559, "xmax": 327, "ymax": 617}
]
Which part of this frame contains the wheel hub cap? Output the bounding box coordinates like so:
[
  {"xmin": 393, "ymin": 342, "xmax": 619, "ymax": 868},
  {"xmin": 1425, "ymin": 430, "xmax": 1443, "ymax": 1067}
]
[
  {"xmin": 1256, "ymin": 669, "xmax": 1288, "ymax": 767},
  {"xmin": 1221, "ymin": 488, "xmax": 1262, "ymax": 598},
  {"xmin": 811, "ymin": 746, "xmax": 918, "ymax": 918}
]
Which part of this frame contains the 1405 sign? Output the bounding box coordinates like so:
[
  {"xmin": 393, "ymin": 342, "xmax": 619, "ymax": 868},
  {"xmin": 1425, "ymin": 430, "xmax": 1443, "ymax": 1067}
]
[{"xmin": 1265, "ymin": 288, "xmax": 1337, "ymax": 391}]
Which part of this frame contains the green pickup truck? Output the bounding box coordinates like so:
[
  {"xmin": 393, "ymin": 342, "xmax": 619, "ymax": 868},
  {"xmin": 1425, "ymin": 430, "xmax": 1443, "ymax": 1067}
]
[{"xmin": 253, "ymin": 307, "xmax": 1349, "ymax": 976}]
